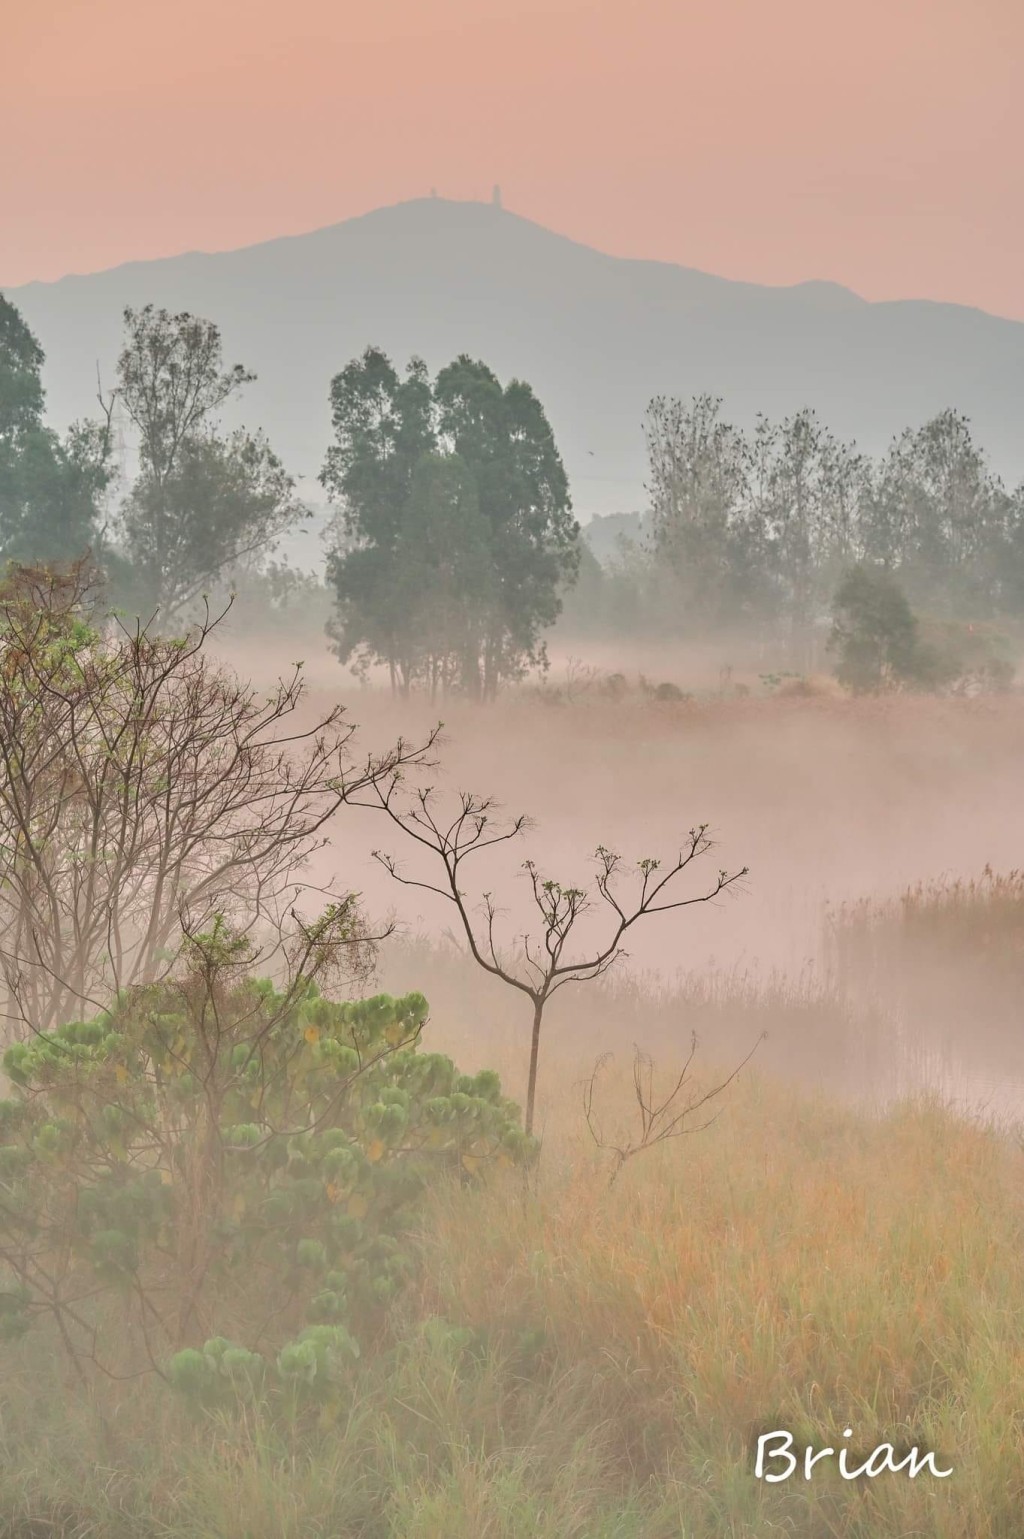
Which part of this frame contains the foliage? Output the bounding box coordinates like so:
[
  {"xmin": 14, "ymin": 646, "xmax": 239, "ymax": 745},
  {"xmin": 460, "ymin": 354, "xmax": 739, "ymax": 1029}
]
[
  {"xmin": 322, "ymin": 346, "xmax": 579, "ymax": 698},
  {"xmin": 111, "ymin": 305, "xmax": 303, "ymax": 618},
  {"xmin": 1, "ymin": 1065, "xmax": 1018, "ymax": 1536},
  {"xmin": 0, "ymin": 293, "xmax": 113, "ymax": 564},
  {"xmin": 826, "ymin": 562, "xmax": 921, "ymax": 692},
  {"xmin": 912, "ymin": 615, "xmax": 1015, "ymax": 694},
  {"xmin": 0, "ymin": 927, "xmax": 532, "ymax": 1412},
  {"xmin": 630, "ymin": 394, "xmax": 1024, "ymax": 656},
  {"xmin": 827, "ymin": 562, "xmax": 1016, "ymax": 694}
]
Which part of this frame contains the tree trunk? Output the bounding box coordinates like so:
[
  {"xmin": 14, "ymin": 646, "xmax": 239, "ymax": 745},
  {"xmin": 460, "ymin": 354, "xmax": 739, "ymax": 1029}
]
[{"xmin": 524, "ymin": 996, "xmax": 544, "ymax": 1137}]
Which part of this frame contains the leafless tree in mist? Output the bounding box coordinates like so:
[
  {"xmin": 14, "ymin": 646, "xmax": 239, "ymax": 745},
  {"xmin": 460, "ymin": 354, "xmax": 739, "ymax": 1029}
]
[
  {"xmin": 0, "ymin": 558, "xmax": 438, "ymax": 1040},
  {"xmin": 583, "ymin": 1032, "xmax": 765, "ymax": 1188},
  {"xmin": 336, "ymin": 773, "xmax": 748, "ymax": 1135}
]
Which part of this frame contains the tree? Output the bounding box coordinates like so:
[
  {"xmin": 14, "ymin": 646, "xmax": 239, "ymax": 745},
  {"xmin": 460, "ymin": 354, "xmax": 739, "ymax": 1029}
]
[
  {"xmin": 0, "ymin": 295, "xmax": 112, "ymax": 565},
  {"xmin": 996, "ymin": 481, "xmax": 1024, "ymax": 616},
  {"xmin": 644, "ymin": 394, "xmax": 756, "ymax": 629},
  {"xmin": 112, "ymin": 306, "xmax": 301, "ymax": 617},
  {"xmin": 0, "ymin": 294, "xmax": 45, "ymax": 437},
  {"xmin": 323, "ymin": 349, "xmax": 579, "ymax": 699},
  {"xmin": 761, "ymin": 409, "xmax": 831, "ymax": 656},
  {"xmin": 0, "ymin": 557, "xmax": 436, "ymax": 1041},
  {"xmin": 583, "ymin": 1034, "xmax": 763, "ymax": 1188},
  {"xmin": 433, "ymin": 356, "xmax": 579, "ymax": 698},
  {"xmin": 336, "ymin": 775, "xmax": 747, "ymax": 1136},
  {"xmin": 393, "ymin": 451, "xmax": 494, "ymax": 700},
  {"xmin": 827, "ymin": 563, "xmax": 921, "ymax": 692},
  {"xmin": 865, "ymin": 411, "xmax": 1006, "ymax": 614},
  {"xmin": 119, "ymin": 427, "xmax": 305, "ymax": 616},
  {"xmin": 323, "ymin": 349, "xmax": 437, "ymax": 694},
  {"xmin": 829, "ymin": 561, "xmax": 1016, "ymax": 696}
]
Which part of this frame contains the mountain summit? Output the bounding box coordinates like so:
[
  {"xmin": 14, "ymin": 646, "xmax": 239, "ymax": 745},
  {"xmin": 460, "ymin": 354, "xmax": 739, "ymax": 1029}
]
[{"xmin": 9, "ymin": 197, "xmax": 1024, "ymax": 521}]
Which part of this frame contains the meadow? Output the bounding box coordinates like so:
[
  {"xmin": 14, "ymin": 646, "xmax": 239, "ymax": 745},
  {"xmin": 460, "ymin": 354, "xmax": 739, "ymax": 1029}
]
[
  {"xmin": 3, "ymin": 1026, "xmax": 1023, "ymax": 1538},
  {"xmin": 3, "ymin": 643, "xmax": 1024, "ymax": 1538}
]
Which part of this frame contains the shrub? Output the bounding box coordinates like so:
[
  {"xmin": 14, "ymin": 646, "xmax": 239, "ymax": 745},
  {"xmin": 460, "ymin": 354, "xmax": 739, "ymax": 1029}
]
[
  {"xmin": 827, "ymin": 563, "xmax": 920, "ymax": 693},
  {"xmin": 0, "ymin": 920, "xmax": 532, "ymax": 1415},
  {"xmin": 828, "ymin": 562, "xmax": 1016, "ymax": 695}
]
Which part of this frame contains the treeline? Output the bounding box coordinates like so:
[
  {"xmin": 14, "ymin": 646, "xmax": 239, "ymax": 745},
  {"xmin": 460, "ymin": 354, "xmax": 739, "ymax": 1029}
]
[
  {"xmin": 0, "ymin": 296, "xmax": 578, "ymax": 696},
  {"xmin": 567, "ymin": 395, "xmax": 1024, "ymax": 652},
  {"xmin": 0, "ymin": 297, "xmax": 304, "ymax": 617},
  {"xmin": 5, "ymin": 286, "xmax": 1024, "ymax": 695}
]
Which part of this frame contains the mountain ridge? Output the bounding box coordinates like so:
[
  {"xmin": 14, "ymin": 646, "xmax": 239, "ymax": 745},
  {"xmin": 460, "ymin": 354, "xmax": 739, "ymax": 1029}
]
[
  {"xmin": 8, "ymin": 197, "xmax": 1024, "ymax": 544},
  {"xmin": 11, "ymin": 199, "xmax": 871, "ymax": 309}
]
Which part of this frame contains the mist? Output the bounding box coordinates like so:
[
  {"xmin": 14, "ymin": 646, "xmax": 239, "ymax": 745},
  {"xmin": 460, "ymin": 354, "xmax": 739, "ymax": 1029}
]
[{"xmin": 4, "ymin": 74, "xmax": 1024, "ymax": 1531}]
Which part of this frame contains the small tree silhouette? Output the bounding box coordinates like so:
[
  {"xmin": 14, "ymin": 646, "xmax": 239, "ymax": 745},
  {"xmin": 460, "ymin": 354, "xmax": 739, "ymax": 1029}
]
[
  {"xmin": 336, "ymin": 776, "xmax": 748, "ymax": 1136},
  {"xmin": 582, "ymin": 1033, "xmax": 764, "ymax": 1188}
]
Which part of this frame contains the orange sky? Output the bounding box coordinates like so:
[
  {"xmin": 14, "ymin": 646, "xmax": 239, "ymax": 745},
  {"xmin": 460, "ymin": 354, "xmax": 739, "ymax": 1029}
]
[{"xmin": 4, "ymin": 0, "xmax": 1021, "ymax": 317}]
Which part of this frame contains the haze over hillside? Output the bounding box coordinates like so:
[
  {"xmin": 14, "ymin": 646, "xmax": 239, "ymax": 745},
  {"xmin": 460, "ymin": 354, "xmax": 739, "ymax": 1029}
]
[{"xmin": 9, "ymin": 196, "xmax": 1024, "ymax": 563}]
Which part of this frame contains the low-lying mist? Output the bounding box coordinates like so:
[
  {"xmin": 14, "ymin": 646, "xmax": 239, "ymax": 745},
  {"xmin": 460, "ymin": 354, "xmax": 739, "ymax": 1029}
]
[{"xmin": 215, "ymin": 628, "xmax": 1024, "ymax": 1115}]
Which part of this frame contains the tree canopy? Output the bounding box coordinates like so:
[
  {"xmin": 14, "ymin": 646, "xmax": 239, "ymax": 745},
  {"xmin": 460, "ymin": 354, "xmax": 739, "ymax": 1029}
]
[
  {"xmin": 0, "ymin": 294, "xmax": 112, "ymax": 566},
  {"xmin": 113, "ymin": 305, "xmax": 304, "ymax": 617},
  {"xmin": 322, "ymin": 347, "xmax": 579, "ymax": 698}
]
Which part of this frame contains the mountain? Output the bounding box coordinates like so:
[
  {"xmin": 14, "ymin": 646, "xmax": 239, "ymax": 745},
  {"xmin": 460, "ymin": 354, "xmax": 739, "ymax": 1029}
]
[{"xmin": 8, "ymin": 197, "xmax": 1024, "ymax": 556}]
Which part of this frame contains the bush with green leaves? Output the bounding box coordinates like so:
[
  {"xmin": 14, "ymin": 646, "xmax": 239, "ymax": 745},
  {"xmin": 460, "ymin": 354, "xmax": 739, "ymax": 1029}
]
[
  {"xmin": 0, "ymin": 921, "xmax": 531, "ymax": 1413},
  {"xmin": 827, "ymin": 562, "xmax": 1016, "ymax": 695}
]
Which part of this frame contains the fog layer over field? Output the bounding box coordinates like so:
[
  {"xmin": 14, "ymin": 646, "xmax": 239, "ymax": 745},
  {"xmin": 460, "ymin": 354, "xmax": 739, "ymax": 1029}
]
[{"xmin": 217, "ymin": 633, "xmax": 1024, "ymax": 1118}]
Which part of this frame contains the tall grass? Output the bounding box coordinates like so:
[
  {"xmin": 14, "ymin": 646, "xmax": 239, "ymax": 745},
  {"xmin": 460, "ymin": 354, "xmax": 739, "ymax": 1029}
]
[
  {"xmin": 827, "ymin": 866, "xmax": 1024, "ymax": 1100},
  {"xmin": 376, "ymin": 935, "xmax": 915, "ymax": 1116},
  {"xmin": 2, "ymin": 1054, "xmax": 1022, "ymax": 1537},
  {"xmin": 829, "ymin": 865, "xmax": 1024, "ymax": 969}
]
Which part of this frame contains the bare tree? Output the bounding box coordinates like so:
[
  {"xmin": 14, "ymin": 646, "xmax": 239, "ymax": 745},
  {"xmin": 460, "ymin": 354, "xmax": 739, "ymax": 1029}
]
[
  {"xmin": 0, "ymin": 558, "xmax": 436, "ymax": 1039},
  {"xmin": 336, "ymin": 776, "xmax": 748, "ymax": 1135},
  {"xmin": 582, "ymin": 1034, "xmax": 764, "ymax": 1187}
]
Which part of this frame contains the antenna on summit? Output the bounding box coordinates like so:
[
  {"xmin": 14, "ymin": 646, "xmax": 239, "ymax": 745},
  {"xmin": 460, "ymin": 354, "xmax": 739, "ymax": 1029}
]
[{"xmin": 492, "ymin": 184, "xmax": 502, "ymax": 209}]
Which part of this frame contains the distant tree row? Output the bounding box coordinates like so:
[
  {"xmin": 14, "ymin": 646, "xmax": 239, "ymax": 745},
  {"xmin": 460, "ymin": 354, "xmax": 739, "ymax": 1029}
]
[
  {"xmin": 5, "ymin": 286, "xmax": 1024, "ymax": 694},
  {"xmin": 573, "ymin": 395, "xmax": 1024, "ymax": 654},
  {"xmin": 0, "ymin": 296, "xmax": 579, "ymax": 697},
  {"xmin": 0, "ymin": 295, "xmax": 304, "ymax": 615}
]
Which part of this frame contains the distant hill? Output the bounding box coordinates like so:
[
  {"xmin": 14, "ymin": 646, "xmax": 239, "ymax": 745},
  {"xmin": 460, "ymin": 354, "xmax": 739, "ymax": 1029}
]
[
  {"xmin": 582, "ymin": 512, "xmax": 652, "ymax": 565},
  {"xmin": 8, "ymin": 197, "xmax": 1024, "ymax": 561}
]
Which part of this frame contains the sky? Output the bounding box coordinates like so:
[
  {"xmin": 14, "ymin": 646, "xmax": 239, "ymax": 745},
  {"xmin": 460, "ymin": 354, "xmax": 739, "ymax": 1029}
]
[{"xmin": 4, "ymin": 0, "xmax": 1021, "ymax": 318}]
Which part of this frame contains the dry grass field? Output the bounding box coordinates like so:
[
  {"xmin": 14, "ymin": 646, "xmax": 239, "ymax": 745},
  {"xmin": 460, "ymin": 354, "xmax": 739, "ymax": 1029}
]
[{"xmin": 5, "ymin": 636, "xmax": 1024, "ymax": 1537}]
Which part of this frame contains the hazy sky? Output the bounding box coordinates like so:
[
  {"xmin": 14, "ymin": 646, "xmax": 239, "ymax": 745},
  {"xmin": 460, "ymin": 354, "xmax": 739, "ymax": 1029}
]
[{"xmin": 5, "ymin": 0, "xmax": 1021, "ymax": 316}]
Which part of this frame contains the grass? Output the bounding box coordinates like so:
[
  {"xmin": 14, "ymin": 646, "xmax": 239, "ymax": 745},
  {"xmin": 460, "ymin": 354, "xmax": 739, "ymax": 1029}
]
[
  {"xmin": 829, "ymin": 864, "xmax": 1024, "ymax": 964},
  {"xmin": 376, "ymin": 935, "xmax": 910, "ymax": 1110},
  {"xmin": 826, "ymin": 866, "xmax": 1024, "ymax": 1095},
  {"xmin": 2, "ymin": 1054, "xmax": 1023, "ymax": 1537}
]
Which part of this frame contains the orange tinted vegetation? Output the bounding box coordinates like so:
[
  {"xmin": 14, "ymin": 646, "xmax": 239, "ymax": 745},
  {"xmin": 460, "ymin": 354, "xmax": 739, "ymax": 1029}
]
[{"xmin": 3, "ymin": 631, "xmax": 1023, "ymax": 1536}]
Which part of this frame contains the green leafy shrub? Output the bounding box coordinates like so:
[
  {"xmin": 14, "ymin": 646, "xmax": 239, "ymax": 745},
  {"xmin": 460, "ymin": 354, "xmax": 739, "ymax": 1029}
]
[
  {"xmin": 827, "ymin": 563, "xmax": 920, "ymax": 692},
  {"xmin": 0, "ymin": 921, "xmax": 532, "ymax": 1414},
  {"xmin": 828, "ymin": 562, "xmax": 1016, "ymax": 695}
]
